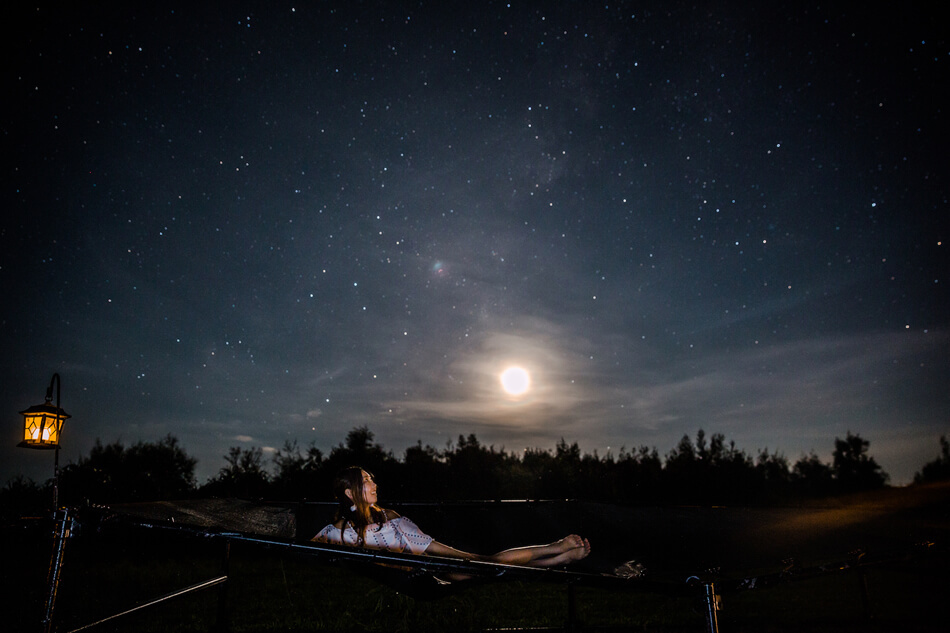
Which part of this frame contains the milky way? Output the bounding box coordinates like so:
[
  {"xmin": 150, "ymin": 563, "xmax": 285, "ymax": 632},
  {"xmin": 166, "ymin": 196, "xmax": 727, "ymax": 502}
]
[{"xmin": 3, "ymin": 3, "xmax": 947, "ymax": 485}]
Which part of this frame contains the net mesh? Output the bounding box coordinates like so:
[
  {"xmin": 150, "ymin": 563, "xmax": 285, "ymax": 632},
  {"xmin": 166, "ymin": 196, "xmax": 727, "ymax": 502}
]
[{"xmin": 105, "ymin": 498, "xmax": 297, "ymax": 539}]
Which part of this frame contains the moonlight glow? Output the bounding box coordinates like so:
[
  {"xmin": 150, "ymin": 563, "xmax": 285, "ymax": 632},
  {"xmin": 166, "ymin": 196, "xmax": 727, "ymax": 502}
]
[{"xmin": 500, "ymin": 367, "xmax": 531, "ymax": 396}]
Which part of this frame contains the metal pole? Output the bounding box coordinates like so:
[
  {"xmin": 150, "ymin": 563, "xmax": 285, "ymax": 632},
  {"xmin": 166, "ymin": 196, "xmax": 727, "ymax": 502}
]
[
  {"xmin": 53, "ymin": 446, "xmax": 60, "ymax": 511},
  {"xmin": 51, "ymin": 374, "xmax": 61, "ymax": 511},
  {"xmin": 42, "ymin": 508, "xmax": 71, "ymax": 633},
  {"xmin": 703, "ymin": 582, "xmax": 721, "ymax": 633},
  {"xmin": 65, "ymin": 576, "xmax": 228, "ymax": 633}
]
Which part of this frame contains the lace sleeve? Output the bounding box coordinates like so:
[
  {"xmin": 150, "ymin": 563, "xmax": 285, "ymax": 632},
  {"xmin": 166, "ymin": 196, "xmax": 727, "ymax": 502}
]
[
  {"xmin": 390, "ymin": 516, "xmax": 434, "ymax": 554},
  {"xmin": 312, "ymin": 523, "xmax": 342, "ymax": 544}
]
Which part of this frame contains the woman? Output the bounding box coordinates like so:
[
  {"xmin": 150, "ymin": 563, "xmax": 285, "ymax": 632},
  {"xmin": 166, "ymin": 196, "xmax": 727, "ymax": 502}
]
[{"xmin": 312, "ymin": 466, "xmax": 591, "ymax": 569}]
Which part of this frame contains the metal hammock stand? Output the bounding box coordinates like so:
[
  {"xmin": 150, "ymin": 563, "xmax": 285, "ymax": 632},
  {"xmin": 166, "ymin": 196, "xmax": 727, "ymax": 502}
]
[{"xmin": 38, "ymin": 502, "xmax": 938, "ymax": 633}]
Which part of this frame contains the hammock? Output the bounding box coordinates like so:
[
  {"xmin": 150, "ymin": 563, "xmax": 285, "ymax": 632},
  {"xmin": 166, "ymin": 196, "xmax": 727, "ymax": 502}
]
[{"xmin": 79, "ymin": 499, "xmax": 691, "ymax": 601}]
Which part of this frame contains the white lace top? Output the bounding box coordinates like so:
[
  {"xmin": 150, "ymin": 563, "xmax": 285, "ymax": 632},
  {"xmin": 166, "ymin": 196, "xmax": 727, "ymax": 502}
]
[{"xmin": 312, "ymin": 516, "xmax": 434, "ymax": 555}]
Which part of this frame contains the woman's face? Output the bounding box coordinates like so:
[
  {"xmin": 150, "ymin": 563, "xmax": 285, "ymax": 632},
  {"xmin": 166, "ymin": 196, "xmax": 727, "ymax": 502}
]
[{"xmin": 359, "ymin": 470, "xmax": 378, "ymax": 505}]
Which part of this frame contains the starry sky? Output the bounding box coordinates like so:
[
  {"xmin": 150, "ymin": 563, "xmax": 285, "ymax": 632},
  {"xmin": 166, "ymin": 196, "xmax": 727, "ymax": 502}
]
[{"xmin": 3, "ymin": 3, "xmax": 947, "ymax": 488}]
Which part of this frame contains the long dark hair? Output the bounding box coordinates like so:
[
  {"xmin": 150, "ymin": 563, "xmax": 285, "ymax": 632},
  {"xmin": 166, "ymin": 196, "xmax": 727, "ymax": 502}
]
[{"xmin": 332, "ymin": 466, "xmax": 386, "ymax": 545}]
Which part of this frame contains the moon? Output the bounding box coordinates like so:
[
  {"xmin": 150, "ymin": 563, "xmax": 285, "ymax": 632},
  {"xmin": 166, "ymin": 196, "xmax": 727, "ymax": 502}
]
[{"xmin": 500, "ymin": 366, "xmax": 531, "ymax": 396}]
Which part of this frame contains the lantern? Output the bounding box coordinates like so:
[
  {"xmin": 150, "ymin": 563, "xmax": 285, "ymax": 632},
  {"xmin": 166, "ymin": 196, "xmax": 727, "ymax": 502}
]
[
  {"xmin": 18, "ymin": 374, "xmax": 70, "ymax": 450},
  {"xmin": 19, "ymin": 402, "xmax": 70, "ymax": 449}
]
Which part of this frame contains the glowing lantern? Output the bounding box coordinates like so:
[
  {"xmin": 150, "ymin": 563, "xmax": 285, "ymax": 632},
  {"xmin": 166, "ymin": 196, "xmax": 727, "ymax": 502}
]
[{"xmin": 18, "ymin": 374, "xmax": 70, "ymax": 450}]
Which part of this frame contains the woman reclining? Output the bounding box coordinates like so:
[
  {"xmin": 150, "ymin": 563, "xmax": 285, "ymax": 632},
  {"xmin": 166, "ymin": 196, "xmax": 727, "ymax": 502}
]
[{"xmin": 312, "ymin": 466, "xmax": 591, "ymax": 569}]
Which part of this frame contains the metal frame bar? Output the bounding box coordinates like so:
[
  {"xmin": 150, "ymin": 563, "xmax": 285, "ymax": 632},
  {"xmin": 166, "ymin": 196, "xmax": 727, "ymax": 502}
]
[
  {"xmin": 41, "ymin": 508, "xmax": 72, "ymax": 633},
  {"xmin": 63, "ymin": 576, "xmax": 228, "ymax": 633}
]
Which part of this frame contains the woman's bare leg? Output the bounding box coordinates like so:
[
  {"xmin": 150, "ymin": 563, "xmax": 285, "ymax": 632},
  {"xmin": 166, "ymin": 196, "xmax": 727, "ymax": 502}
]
[
  {"xmin": 488, "ymin": 535, "xmax": 590, "ymax": 567},
  {"xmin": 425, "ymin": 536, "xmax": 590, "ymax": 580}
]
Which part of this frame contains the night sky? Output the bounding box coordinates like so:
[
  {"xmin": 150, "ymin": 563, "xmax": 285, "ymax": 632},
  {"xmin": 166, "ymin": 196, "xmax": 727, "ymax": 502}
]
[{"xmin": 4, "ymin": 3, "xmax": 947, "ymax": 488}]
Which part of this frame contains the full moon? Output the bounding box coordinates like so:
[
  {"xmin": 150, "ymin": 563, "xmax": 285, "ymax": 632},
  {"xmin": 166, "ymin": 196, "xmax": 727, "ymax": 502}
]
[{"xmin": 500, "ymin": 366, "xmax": 531, "ymax": 396}]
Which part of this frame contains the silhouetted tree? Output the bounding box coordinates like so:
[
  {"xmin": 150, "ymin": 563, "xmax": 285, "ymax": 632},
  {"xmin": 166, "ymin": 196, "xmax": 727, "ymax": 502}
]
[
  {"xmin": 125, "ymin": 435, "xmax": 198, "ymax": 499},
  {"xmin": 522, "ymin": 447, "xmax": 559, "ymax": 498},
  {"xmin": 551, "ymin": 438, "xmax": 583, "ymax": 498},
  {"xmin": 271, "ymin": 440, "xmax": 325, "ymax": 499},
  {"xmin": 59, "ymin": 435, "xmax": 197, "ymax": 504},
  {"xmin": 202, "ymin": 446, "xmax": 270, "ymax": 499},
  {"xmin": 754, "ymin": 449, "xmax": 792, "ymax": 502},
  {"xmin": 163, "ymin": 426, "xmax": 906, "ymax": 505},
  {"xmin": 664, "ymin": 430, "xmax": 757, "ymax": 504},
  {"xmin": 402, "ymin": 441, "xmax": 448, "ymax": 499},
  {"xmin": 704, "ymin": 432, "xmax": 756, "ymax": 504},
  {"xmin": 325, "ymin": 426, "xmax": 395, "ymax": 477},
  {"xmin": 755, "ymin": 449, "xmax": 790, "ymax": 484},
  {"xmin": 663, "ymin": 432, "xmax": 701, "ymax": 502},
  {"xmin": 579, "ymin": 449, "xmax": 616, "ymax": 501},
  {"xmin": 0, "ymin": 476, "xmax": 50, "ymax": 522},
  {"xmin": 792, "ymin": 451, "xmax": 835, "ymax": 496},
  {"xmin": 441, "ymin": 433, "xmax": 520, "ymax": 500},
  {"xmin": 616, "ymin": 445, "xmax": 663, "ymax": 503},
  {"xmin": 832, "ymin": 431, "xmax": 888, "ymax": 492},
  {"xmin": 914, "ymin": 435, "xmax": 950, "ymax": 483}
]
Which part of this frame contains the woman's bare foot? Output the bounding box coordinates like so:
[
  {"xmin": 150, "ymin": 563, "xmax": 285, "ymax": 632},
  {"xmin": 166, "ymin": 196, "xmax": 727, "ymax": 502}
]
[
  {"xmin": 555, "ymin": 535, "xmax": 585, "ymax": 553},
  {"xmin": 565, "ymin": 537, "xmax": 591, "ymax": 561}
]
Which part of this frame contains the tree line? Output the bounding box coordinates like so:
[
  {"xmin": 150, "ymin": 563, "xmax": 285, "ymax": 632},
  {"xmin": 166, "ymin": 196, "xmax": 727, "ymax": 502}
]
[{"xmin": 4, "ymin": 428, "xmax": 949, "ymax": 515}]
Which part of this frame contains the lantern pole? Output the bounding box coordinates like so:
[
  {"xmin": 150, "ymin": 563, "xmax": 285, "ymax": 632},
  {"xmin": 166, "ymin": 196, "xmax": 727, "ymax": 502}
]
[
  {"xmin": 50, "ymin": 373, "xmax": 62, "ymax": 510},
  {"xmin": 17, "ymin": 373, "xmax": 72, "ymax": 633},
  {"xmin": 45, "ymin": 373, "xmax": 66, "ymax": 633}
]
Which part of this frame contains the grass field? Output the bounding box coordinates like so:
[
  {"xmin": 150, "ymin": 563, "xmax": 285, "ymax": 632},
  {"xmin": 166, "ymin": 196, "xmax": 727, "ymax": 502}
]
[{"xmin": 5, "ymin": 484, "xmax": 948, "ymax": 632}]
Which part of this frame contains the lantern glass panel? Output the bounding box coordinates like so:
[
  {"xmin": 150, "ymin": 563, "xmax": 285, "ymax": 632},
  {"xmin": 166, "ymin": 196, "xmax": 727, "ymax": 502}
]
[{"xmin": 19, "ymin": 407, "xmax": 67, "ymax": 448}]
